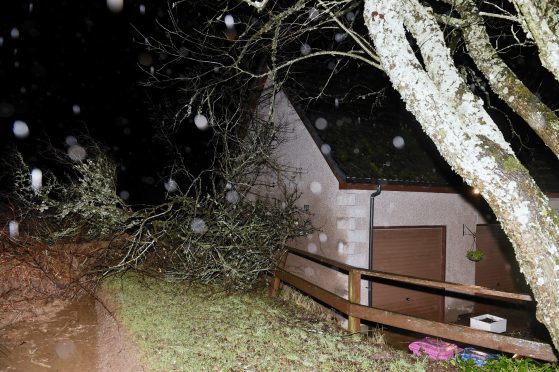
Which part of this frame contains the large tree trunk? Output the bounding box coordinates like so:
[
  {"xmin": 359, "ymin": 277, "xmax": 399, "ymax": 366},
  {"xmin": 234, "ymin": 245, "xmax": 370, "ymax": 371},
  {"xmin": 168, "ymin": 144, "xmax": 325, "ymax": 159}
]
[
  {"xmin": 364, "ymin": 0, "xmax": 559, "ymax": 351},
  {"xmin": 443, "ymin": 0, "xmax": 559, "ymax": 158}
]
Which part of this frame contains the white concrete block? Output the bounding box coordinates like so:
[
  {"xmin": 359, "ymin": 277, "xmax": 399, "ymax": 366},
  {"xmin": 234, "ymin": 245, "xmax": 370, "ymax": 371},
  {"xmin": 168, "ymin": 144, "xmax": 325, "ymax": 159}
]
[
  {"xmin": 338, "ymin": 207, "xmax": 369, "ymax": 218},
  {"xmin": 346, "ymin": 242, "xmax": 366, "ymax": 254},
  {"xmin": 337, "ymin": 194, "xmax": 356, "ymax": 206},
  {"xmin": 346, "ymin": 230, "xmax": 369, "ymax": 243},
  {"xmin": 344, "ymin": 252, "xmax": 367, "ymax": 267},
  {"xmin": 355, "ymin": 218, "xmax": 370, "ymax": 230},
  {"xmin": 337, "ymin": 218, "xmax": 356, "ymax": 230}
]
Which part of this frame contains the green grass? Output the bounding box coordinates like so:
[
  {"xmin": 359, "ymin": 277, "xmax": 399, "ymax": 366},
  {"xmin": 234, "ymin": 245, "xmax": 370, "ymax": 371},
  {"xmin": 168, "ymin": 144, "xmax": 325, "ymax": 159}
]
[
  {"xmin": 446, "ymin": 355, "xmax": 559, "ymax": 371},
  {"xmin": 102, "ymin": 273, "xmax": 429, "ymax": 371}
]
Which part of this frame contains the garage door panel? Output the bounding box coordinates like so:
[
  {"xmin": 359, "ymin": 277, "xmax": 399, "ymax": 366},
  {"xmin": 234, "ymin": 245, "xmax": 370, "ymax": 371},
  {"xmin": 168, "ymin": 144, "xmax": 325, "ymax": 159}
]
[
  {"xmin": 475, "ymin": 224, "xmax": 530, "ymax": 314},
  {"xmin": 372, "ymin": 227, "xmax": 445, "ymax": 322},
  {"xmin": 372, "ymin": 284, "xmax": 443, "ymax": 320},
  {"xmin": 475, "ymin": 225, "xmax": 529, "ymax": 294}
]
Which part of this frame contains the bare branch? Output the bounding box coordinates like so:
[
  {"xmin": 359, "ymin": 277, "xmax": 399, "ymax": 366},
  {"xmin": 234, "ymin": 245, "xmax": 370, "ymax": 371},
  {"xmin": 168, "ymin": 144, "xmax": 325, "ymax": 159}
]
[
  {"xmin": 241, "ymin": 0, "xmax": 271, "ymax": 12},
  {"xmin": 478, "ymin": 11, "xmax": 519, "ymax": 23}
]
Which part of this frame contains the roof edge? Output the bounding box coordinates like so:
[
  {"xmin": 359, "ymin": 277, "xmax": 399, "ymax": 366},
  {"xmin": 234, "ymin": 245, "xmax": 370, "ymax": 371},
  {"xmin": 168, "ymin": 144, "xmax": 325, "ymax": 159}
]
[
  {"xmin": 339, "ymin": 179, "xmax": 459, "ymax": 193},
  {"xmin": 280, "ymin": 89, "xmax": 559, "ymax": 197},
  {"xmin": 284, "ymin": 92, "xmax": 462, "ymax": 194}
]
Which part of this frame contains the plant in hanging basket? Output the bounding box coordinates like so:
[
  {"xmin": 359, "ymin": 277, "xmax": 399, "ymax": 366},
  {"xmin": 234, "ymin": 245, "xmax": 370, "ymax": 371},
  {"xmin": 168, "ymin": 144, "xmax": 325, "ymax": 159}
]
[{"xmin": 466, "ymin": 249, "xmax": 484, "ymax": 262}]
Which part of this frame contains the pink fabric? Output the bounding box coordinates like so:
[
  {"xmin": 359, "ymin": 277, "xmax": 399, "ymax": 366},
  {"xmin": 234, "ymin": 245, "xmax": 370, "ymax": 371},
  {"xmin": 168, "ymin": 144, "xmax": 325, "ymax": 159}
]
[{"xmin": 408, "ymin": 337, "xmax": 462, "ymax": 360}]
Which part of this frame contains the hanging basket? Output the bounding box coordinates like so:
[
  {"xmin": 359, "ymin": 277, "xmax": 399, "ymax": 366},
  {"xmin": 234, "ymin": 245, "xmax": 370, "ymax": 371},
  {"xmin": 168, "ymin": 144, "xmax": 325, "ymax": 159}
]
[{"xmin": 466, "ymin": 249, "xmax": 484, "ymax": 262}]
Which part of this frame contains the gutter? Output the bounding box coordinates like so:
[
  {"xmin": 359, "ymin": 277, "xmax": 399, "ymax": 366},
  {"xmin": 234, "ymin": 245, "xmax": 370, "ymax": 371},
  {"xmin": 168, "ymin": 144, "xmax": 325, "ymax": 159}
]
[
  {"xmin": 368, "ymin": 183, "xmax": 382, "ymax": 307},
  {"xmin": 345, "ymin": 176, "xmax": 451, "ymax": 188}
]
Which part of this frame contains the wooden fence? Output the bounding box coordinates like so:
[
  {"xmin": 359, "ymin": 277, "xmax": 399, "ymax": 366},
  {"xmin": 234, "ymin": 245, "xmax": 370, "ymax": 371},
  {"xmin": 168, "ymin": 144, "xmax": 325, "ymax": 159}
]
[{"xmin": 269, "ymin": 246, "xmax": 557, "ymax": 362}]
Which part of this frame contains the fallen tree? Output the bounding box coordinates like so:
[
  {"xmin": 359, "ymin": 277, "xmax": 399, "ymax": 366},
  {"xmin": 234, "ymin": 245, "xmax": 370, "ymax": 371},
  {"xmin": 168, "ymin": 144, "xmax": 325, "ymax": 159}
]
[{"xmin": 2, "ymin": 87, "xmax": 313, "ymax": 291}]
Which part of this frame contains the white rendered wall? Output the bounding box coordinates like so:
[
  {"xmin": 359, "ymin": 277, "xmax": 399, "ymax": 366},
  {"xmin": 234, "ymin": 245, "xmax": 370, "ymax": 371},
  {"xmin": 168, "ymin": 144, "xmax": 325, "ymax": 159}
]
[{"xmin": 549, "ymin": 198, "xmax": 559, "ymax": 215}]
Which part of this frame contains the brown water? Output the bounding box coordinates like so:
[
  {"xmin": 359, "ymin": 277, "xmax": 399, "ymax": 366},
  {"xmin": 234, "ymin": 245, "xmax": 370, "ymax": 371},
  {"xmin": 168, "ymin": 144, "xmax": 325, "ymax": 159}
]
[{"xmin": 0, "ymin": 296, "xmax": 98, "ymax": 371}]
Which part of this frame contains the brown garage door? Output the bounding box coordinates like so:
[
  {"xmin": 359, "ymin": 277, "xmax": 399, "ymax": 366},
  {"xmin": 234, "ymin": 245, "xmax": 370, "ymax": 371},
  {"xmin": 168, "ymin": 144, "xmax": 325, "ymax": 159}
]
[
  {"xmin": 475, "ymin": 224, "xmax": 530, "ymax": 313},
  {"xmin": 372, "ymin": 226, "xmax": 445, "ymax": 321}
]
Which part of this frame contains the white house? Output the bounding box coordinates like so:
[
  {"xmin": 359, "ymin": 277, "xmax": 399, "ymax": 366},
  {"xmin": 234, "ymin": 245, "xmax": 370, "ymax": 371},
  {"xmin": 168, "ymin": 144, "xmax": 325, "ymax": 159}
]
[{"xmin": 254, "ymin": 83, "xmax": 559, "ymax": 324}]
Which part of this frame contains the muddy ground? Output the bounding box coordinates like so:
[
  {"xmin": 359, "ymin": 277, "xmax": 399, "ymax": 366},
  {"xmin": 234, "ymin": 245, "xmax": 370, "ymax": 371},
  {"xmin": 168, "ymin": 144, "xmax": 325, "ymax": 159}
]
[
  {"xmin": 0, "ymin": 294, "xmax": 141, "ymax": 372},
  {"xmin": 0, "ymin": 235, "xmax": 144, "ymax": 371}
]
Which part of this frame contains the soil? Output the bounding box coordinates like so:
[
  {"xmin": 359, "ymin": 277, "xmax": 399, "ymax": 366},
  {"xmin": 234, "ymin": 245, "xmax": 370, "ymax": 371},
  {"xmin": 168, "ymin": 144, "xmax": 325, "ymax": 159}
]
[
  {"xmin": 0, "ymin": 296, "xmax": 98, "ymax": 371},
  {"xmin": 0, "ymin": 239, "xmax": 116, "ymax": 329},
  {"xmin": 95, "ymin": 291, "xmax": 144, "ymax": 372},
  {"xmin": 0, "ymin": 294, "xmax": 141, "ymax": 372},
  {"xmin": 0, "ymin": 235, "xmax": 143, "ymax": 371}
]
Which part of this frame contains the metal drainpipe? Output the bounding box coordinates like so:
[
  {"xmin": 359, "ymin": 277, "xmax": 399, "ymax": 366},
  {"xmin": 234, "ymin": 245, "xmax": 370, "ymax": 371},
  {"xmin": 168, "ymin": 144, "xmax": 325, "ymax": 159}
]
[{"xmin": 368, "ymin": 183, "xmax": 382, "ymax": 308}]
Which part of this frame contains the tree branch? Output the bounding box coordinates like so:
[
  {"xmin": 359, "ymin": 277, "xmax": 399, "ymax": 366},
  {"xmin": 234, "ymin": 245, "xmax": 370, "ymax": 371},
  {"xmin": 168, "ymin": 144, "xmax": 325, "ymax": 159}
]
[
  {"xmin": 441, "ymin": 0, "xmax": 559, "ymax": 158},
  {"xmin": 511, "ymin": 0, "xmax": 559, "ymax": 81}
]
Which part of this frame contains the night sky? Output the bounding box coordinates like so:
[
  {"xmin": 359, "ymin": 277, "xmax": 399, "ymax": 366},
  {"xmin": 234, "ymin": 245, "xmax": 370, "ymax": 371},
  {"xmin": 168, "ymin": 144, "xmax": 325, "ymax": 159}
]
[
  {"xmin": 2, "ymin": 1, "xmax": 559, "ymax": 206},
  {"xmin": 0, "ymin": 0, "xmax": 207, "ymax": 205}
]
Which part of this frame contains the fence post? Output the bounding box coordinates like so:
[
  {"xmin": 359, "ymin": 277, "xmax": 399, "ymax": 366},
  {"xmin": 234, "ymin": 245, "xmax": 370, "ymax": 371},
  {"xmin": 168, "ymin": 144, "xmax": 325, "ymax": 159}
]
[
  {"xmin": 269, "ymin": 249, "xmax": 289, "ymax": 297},
  {"xmin": 348, "ymin": 269, "xmax": 361, "ymax": 333}
]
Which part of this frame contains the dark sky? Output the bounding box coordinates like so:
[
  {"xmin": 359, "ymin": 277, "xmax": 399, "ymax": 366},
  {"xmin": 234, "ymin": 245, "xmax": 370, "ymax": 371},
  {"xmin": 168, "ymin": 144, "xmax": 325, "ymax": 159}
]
[
  {"xmin": 0, "ymin": 0, "xmax": 201, "ymax": 205},
  {"xmin": 2, "ymin": 0, "xmax": 559, "ymax": 205}
]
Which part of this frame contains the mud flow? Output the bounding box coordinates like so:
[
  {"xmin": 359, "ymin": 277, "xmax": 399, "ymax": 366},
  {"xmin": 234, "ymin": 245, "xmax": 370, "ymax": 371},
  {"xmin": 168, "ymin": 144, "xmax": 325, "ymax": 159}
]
[{"xmin": 0, "ymin": 295, "xmax": 97, "ymax": 371}]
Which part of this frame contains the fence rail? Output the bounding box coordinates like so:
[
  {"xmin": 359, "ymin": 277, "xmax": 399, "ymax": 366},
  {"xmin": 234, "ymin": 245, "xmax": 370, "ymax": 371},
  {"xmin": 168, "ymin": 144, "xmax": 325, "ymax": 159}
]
[{"xmin": 270, "ymin": 246, "xmax": 557, "ymax": 362}]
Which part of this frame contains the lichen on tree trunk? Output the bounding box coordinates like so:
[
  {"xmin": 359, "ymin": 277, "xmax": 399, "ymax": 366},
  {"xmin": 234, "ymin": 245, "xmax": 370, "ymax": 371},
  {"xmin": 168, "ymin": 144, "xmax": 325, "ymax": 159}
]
[
  {"xmin": 444, "ymin": 0, "xmax": 559, "ymax": 158},
  {"xmin": 511, "ymin": 0, "xmax": 559, "ymax": 82},
  {"xmin": 364, "ymin": 0, "xmax": 559, "ymax": 351}
]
